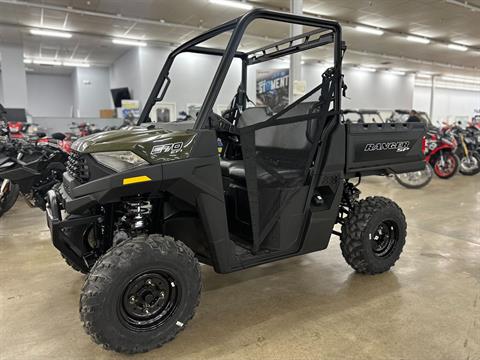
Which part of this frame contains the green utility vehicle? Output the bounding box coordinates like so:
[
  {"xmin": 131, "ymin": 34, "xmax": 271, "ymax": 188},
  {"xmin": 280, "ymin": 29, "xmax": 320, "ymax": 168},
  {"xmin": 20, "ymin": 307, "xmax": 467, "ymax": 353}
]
[{"xmin": 46, "ymin": 9, "xmax": 425, "ymax": 354}]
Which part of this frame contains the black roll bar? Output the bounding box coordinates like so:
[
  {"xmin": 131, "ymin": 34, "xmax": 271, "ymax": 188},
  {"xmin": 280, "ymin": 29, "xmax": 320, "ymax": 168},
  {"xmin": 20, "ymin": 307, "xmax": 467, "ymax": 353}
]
[{"xmin": 138, "ymin": 8, "xmax": 343, "ymax": 127}]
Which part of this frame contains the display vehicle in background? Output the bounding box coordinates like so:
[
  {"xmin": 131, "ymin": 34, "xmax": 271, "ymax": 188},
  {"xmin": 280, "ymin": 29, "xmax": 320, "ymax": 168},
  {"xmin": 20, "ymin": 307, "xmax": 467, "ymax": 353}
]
[
  {"xmin": 0, "ymin": 103, "xmax": 73, "ymax": 217},
  {"xmin": 0, "ymin": 133, "xmax": 71, "ymax": 216},
  {"xmin": 386, "ymin": 109, "xmax": 438, "ymax": 130},
  {"xmin": 45, "ymin": 9, "xmax": 425, "ymax": 354},
  {"xmin": 343, "ymin": 109, "xmax": 385, "ymax": 124},
  {"xmin": 444, "ymin": 122, "xmax": 479, "ymax": 176}
]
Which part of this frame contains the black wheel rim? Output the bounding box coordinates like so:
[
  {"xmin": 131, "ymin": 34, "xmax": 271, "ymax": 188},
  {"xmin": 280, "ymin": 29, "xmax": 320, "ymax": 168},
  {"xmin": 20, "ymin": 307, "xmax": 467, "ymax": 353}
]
[
  {"xmin": 119, "ymin": 271, "xmax": 179, "ymax": 331},
  {"xmin": 371, "ymin": 220, "xmax": 398, "ymax": 258}
]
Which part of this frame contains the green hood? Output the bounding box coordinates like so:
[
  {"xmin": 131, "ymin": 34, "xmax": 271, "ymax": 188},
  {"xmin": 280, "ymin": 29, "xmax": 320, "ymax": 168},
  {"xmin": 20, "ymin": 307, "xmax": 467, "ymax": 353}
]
[{"xmin": 72, "ymin": 127, "xmax": 197, "ymax": 163}]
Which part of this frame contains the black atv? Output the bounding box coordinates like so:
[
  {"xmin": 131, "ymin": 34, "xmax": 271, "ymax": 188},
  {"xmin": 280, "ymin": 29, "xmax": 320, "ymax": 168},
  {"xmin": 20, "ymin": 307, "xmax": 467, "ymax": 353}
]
[{"xmin": 46, "ymin": 9, "xmax": 425, "ymax": 354}]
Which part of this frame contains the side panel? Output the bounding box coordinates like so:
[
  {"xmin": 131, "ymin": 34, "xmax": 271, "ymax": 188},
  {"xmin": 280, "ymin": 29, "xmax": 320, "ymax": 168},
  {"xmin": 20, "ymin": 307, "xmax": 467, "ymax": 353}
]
[
  {"xmin": 300, "ymin": 123, "xmax": 345, "ymax": 253},
  {"xmin": 161, "ymin": 130, "xmax": 234, "ymax": 273}
]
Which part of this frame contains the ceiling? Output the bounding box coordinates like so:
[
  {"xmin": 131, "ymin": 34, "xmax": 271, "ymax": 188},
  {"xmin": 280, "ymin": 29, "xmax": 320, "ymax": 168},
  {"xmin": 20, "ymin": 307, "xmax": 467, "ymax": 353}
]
[{"xmin": 0, "ymin": 0, "xmax": 479, "ymax": 79}]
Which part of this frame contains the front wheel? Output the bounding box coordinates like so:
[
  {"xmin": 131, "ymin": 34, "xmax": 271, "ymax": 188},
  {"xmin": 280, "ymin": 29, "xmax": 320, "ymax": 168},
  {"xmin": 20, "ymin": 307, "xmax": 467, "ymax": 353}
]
[
  {"xmin": 394, "ymin": 163, "xmax": 433, "ymax": 189},
  {"xmin": 80, "ymin": 234, "xmax": 201, "ymax": 354},
  {"xmin": 340, "ymin": 196, "xmax": 406, "ymax": 274},
  {"xmin": 432, "ymin": 151, "xmax": 459, "ymax": 179},
  {"xmin": 459, "ymin": 153, "xmax": 480, "ymax": 176}
]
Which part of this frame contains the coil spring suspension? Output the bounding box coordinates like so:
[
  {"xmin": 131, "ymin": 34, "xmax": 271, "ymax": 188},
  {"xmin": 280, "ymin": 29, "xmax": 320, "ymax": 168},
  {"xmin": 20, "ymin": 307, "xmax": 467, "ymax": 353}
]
[{"xmin": 127, "ymin": 200, "xmax": 150, "ymax": 231}]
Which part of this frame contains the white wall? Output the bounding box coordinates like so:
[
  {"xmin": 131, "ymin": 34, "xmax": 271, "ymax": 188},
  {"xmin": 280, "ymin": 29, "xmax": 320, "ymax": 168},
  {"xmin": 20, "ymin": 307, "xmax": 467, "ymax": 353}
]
[
  {"xmin": 0, "ymin": 44, "xmax": 28, "ymax": 108},
  {"xmin": 110, "ymin": 45, "xmax": 416, "ymax": 119},
  {"xmin": 73, "ymin": 67, "xmax": 111, "ymax": 118},
  {"xmin": 109, "ymin": 46, "xmax": 242, "ymax": 115},
  {"xmin": 300, "ymin": 65, "xmax": 414, "ymax": 110},
  {"xmin": 26, "ymin": 73, "xmax": 73, "ymax": 117},
  {"xmin": 343, "ymin": 68, "xmax": 414, "ymax": 110},
  {"xmin": 413, "ymin": 85, "xmax": 480, "ymax": 125},
  {"xmin": 109, "ymin": 48, "xmax": 142, "ymax": 102},
  {"xmin": 139, "ymin": 47, "xmax": 242, "ymax": 112}
]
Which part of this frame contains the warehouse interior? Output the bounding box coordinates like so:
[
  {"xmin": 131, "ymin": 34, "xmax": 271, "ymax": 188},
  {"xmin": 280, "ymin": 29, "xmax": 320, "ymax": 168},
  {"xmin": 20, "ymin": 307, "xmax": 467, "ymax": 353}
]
[{"xmin": 0, "ymin": 1, "xmax": 479, "ymax": 359}]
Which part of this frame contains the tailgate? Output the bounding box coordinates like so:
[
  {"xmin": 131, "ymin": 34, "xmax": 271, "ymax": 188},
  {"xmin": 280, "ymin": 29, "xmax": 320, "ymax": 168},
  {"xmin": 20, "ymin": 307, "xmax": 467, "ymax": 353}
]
[{"xmin": 346, "ymin": 122, "xmax": 426, "ymax": 177}]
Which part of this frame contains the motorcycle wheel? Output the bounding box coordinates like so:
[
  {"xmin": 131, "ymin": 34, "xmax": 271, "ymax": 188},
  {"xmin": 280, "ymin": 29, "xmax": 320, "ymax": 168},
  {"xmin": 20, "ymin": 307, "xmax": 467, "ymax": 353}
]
[
  {"xmin": 432, "ymin": 152, "xmax": 459, "ymax": 179},
  {"xmin": 459, "ymin": 153, "xmax": 480, "ymax": 176},
  {"xmin": 0, "ymin": 182, "xmax": 20, "ymax": 218},
  {"xmin": 394, "ymin": 164, "xmax": 433, "ymax": 189}
]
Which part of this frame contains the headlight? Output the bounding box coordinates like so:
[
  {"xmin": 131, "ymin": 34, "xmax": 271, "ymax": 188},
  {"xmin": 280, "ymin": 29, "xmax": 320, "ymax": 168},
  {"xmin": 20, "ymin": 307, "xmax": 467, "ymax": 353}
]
[{"xmin": 91, "ymin": 151, "xmax": 148, "ymax": 172}]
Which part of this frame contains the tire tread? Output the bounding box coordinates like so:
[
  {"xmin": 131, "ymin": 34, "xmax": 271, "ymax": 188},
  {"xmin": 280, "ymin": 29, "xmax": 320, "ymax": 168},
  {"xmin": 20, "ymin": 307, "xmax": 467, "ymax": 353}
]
[
  {"xmin": 79, "ymin": 235, "xmax": 201, "ymax": 354},
  {"xmin": 340, "ymin": 196, "xmax": 406, "ymax": 275}
]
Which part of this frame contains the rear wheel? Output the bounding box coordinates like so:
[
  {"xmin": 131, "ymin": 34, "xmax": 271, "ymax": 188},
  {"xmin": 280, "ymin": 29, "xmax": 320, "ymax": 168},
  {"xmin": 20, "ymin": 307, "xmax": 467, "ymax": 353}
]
[
  {"xmin": 80, "ymin": 234, "xmax": 201, "ymax": 354},
  {"xmin": 459, "ymin": 153, "xmax": 480, "ymax": 176},
  {"xmin": 340, "ymin": 196, "xmax": 406, "ymax": 274},
  {"xmin": 394, "ymin": 163, "xmax": 433, "ymax": 189}
]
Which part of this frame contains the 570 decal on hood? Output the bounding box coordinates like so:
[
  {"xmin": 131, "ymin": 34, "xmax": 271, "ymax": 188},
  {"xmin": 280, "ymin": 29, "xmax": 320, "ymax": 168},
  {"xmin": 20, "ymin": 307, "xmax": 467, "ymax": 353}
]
[
  {"xmin": 364, "ymin": 141, "xmax": 410, "ymax": 152},
  {"xmin": 151, "ymin": 142, "xmax": 184, "ymax": 155}
]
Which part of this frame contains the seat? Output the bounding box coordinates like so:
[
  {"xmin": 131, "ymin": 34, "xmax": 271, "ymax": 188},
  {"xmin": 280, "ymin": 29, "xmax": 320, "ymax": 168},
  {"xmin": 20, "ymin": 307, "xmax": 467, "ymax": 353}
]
[
  {"xmin": 220, "ymin": 159, "xmax": 241, "ymax": 177},
  {"xmin": 51, "ymin": 132, "xmax": 66, "ymax": 140},
  {"xmin": 220, "ymin": 102, "xmax": 322, "ymax": 186},
  {"xmin": 220, "ymin": 106, "xmax": 270, "ymax": 178},
  {"xmin": 228, "ymin": 162, "xmax": 305, "ymax": 187},
  {"xmin": 35, "ymin": 131, "xmax": 47, "ymax": 138}
]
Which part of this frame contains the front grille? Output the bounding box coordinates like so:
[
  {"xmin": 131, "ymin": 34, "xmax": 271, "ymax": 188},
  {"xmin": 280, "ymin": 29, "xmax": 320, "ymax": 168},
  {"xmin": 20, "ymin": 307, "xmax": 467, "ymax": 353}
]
[{"xmin": 67, "ymin": 151, "xmax": 89, "ymax": 183}]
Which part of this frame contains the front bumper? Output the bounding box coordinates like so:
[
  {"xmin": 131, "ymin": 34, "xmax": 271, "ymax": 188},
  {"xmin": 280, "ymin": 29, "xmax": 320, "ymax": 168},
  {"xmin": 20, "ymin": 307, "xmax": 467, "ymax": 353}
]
[{"xmin": 46, "ymin": 189, "xmax": 101, "ymax": 272}]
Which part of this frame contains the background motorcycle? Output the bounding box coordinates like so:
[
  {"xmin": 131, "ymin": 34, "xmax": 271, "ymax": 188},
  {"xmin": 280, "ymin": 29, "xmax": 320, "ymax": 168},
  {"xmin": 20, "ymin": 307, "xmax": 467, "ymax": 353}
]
[
  {"xmin": 445, "ymin": 123, "xmax": 480, "ymax": 176},
  {"xmin": 395, "ymin": 129, "xmax": 459, "ymax": 188},
  {"xmin": 394, "ymin": 137, "xmax": 433, "ymax": 189},
  {"xmin": 425, "ymin": 129, "xmax": 459, "ymax": 179}
]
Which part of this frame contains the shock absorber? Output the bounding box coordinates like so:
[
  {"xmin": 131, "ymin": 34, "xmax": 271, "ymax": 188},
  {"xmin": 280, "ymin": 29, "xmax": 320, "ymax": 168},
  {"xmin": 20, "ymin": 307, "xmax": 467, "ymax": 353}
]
[
  {"xmin": 113, "ymin": 199, "xmax": 152, "ymax": 246},
  {"xmin": 127, "ymin": 200, "xmax": 151, "ymax": 232}
]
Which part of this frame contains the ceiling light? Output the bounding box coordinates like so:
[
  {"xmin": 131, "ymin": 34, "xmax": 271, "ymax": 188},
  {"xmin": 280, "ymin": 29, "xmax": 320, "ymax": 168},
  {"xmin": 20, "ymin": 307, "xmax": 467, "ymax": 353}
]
[
  {"xmin": 112, "ymin": 38, "xmax": 147, "ymax": 47},
  {"xmin": 208, "ymin": 0, "xmax": 253, "ymax": 10},
  {"xmin": 355, "ymin": 26, "xmax": 384, "ymax": 36},
  {"xmin": 33, "ymin": 59, "xmax": 62, "ymax": 66},
  {"xmin": 386, "ymin": 70, "xmax": 405, "ymax": 76},
  {"xmin": 63, "ymin": 62, "xmax": 90, "ymax": 67},
  {"xmin": 441, "ymin": 76, "xmax": 480, "ymax": 84},
  {"xmin": 356, "ymin": 66, "xmax": 377, "ymax": 72},
  {"xmin": 448, "ymin": 43, "xmax": 468, "ymax": 51},
  {"xmin": 415, "ymin": 73, "xmax": 432, "ymax": 79},
  {"xmin": 301, "ymin": 60, "xmax": 305, "ymax": 65},
  {"xmin": 406, "ymin": 35, "xmax": 430, "ymax": 44},
  {"xmin": 30, "ymin": 28, "xmax": 72, "ymax": 38},
  {"xmin": 23, "ymin": 59, "xmax": 32, "ymax": 64}
]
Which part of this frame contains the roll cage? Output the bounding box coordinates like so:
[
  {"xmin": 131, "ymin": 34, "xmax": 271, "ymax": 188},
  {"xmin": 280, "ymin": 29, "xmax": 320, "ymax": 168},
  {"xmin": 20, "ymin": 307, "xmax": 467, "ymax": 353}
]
[{"xmin": 138, "ymin": 8, "xmax": 344, "ymax": 128}]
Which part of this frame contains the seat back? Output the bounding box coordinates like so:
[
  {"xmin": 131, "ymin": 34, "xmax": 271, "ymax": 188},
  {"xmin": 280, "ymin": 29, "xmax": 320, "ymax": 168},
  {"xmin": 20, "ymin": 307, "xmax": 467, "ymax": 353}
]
[
  {"xmin": 237, "ymin": 106, "xmax": 271, "ymax": 128},
  {"xmin": 238, "ymin": 102, "xmax": 322, "ymax": 151}
]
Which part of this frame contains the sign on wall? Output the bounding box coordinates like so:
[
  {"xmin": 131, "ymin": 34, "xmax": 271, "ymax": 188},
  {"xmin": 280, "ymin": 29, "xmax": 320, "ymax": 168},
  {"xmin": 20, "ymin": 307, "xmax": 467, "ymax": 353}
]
[{"xmin": 256, "ymin": 68, "xmax": 289, "ymax": 112}]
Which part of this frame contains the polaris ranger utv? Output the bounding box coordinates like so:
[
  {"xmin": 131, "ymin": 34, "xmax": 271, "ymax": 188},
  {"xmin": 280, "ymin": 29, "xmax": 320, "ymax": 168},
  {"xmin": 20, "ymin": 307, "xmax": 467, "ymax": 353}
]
[{"xmin": 46, "ymin": 9, "xmax": 425, "ymax": 354}]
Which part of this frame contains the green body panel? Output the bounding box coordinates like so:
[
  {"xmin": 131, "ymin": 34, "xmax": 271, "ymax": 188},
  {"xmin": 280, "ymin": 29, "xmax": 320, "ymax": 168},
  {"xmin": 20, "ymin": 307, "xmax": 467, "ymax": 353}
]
[{"xmin": 71, "ymin": 127, "xmax": 198, "ymax": 164}]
